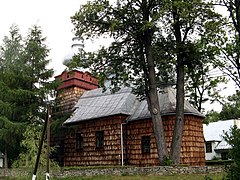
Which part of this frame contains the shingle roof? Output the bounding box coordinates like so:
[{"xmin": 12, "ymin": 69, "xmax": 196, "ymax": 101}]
[{"xmin": 63, "ymin": 86, "xmax": 204, "ymax": 125}]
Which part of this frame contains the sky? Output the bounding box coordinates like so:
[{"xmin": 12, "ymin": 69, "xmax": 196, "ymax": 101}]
[
  {"xmin": 0, "ymin": 1, "xmax": 237, "ymax": 112},
  {"xmin": 0, "ymin": 0, "xmax": 89, "ymax": 75}
]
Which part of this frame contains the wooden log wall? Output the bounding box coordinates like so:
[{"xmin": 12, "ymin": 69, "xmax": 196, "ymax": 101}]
[
  {"xmin": 127, "ymin": 115, "xmax": 205, "ymax": 166},
  {"xmin": 64, "ymin": 115, "xmax": 127, "ymax": 166}
]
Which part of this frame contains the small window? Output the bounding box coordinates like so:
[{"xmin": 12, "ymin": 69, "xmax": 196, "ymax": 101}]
[
  {"xmin": 205, "ymin": 142, "xmax": 212, "ymax": 153},
  {"xmin": 141, "ymin": 136, "xmax": 150, "ymax": 154},
  {"xmin": 96, "ymin": 131, "xmax": 104, "ymax": 148},
  {"xmin": 60, "ymin": 140, "xmax": 65, "ymax": 155},
  {"xmin": 76, "ymin": 133, "xmax": 83, "ymax": 150}
]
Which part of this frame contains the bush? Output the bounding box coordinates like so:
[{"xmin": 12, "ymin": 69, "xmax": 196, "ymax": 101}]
[{"xmin": 223, "ymin": 125, "xmax": 240, "ymax": 180}]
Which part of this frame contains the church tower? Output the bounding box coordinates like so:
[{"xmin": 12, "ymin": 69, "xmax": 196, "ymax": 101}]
[
  {"xmin": 55, "ymin": 37, "xmax": 99, "ymax": 114},
  {"xmin": 55, "ymin": 70, "xmax": 98, "ymax": 114}
]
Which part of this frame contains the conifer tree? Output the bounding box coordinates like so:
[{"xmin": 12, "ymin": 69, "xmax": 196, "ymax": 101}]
[{"xmin": 0, "ymin": 25, "xmax": 54, "ymax": 167}]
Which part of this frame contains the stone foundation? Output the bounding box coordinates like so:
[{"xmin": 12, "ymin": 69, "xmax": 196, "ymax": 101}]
[{"xmin": 0, "ymin": 166, "xmax": 224, "ymax": 178}]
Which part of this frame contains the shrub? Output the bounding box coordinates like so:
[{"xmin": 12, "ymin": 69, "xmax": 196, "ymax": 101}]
[{"xmin": 223, "ymin": 125, "xmax": 240, "ymax": 180}]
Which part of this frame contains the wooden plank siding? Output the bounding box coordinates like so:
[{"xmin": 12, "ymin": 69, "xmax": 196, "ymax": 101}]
[
  {"xmin": 64, "ymin": 115, "xmax": 127, "ymax": 166},
  {"xmin": 127, "ymin": 115, "xmax": 205, "ymax": 166},
  {"xmin": 63, "ymin": 114, "xmax": 205, "ymax": 167}
]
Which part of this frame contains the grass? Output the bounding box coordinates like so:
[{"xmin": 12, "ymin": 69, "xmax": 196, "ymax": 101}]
[{"xmin": 0, "ymin": 173, "xmax": 225, "ymax": 180}]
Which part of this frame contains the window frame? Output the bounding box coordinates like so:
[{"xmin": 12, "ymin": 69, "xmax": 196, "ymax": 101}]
[
  {"xmin": 76, "ymin": 133, "xmax": 84, "ymax": 150},
  {"xmin": 141, "ymin": 136, "xmax": 151, "ymax": 154},
  {"xmin": 96, "ymin": 131, "xmax": 104, "ymax": 149}
]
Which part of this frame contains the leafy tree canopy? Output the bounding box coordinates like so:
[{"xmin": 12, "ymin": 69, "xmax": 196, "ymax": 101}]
[
  {"xmin": 70, "ymin": 0, "xmax": 224, "ymax": 164},
  {"xmin": 205, "ymin": 91, "xmax": 240, "ymax": 123}
]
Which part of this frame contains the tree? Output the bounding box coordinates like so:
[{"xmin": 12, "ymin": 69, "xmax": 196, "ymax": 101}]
[
  {"xmin": 12, "ymin": 122, "xmax": 45, "ymax": 168},
  {"xmin": 215, "ymin": 0, "xmax": 240, "ymax": 89},
  {"xmin": 205, "ymin": 91, "xmax": 240, "ymax": 123},
  {"xmin": 185, "ymin": 41, "xmax": 226, "ymax": 113},
  {"xmin": 71, "ymin": 0, "xmax": 169, "ymax": 164},
  {"xmin": 22, "ymin": 25, "xmax": 55, "ymax": 118},
  {"xmin": 70, "ymin": 0, "xmax": 222, "ymax": 164},
  {"xmin": 162, "ymin": 0, "xmax": 222, "ymax": 164},
  {"xmin": 223, "ymin": 125, "xmax": 240, "ymax": 180},
  {"xmin": 219, "ymin": 91, "xmax": 240, "ymax": 120},
  {"xmin": 204, "ymin": 110, "xmax": 220, "ymax": 123},
  {"xmin": 0, "ymin": 25, "xmax": 26, "ymax": 167},
  {"xmin": 0, "ymin": 25, "xmax": 54, "ymax": 167},
  {"xmin": 13, "ymin": 120, "xmax": 58, "ymax": 169}
]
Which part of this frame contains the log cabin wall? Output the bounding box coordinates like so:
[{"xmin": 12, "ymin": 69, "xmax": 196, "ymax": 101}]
[
  {"xmin": 64, "ymin": 115, "xmax": 127, "ymax": 166},
  {"xmin": 127, "ymin": 115, "xmax": 205, "ymax": 166}
]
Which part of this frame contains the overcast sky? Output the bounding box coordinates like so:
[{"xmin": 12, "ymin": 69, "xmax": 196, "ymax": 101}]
[
  {"xmin": 0, "ymin": 0, "xmax": 89, "ymax": 75},
  {"xmin": 0, "ymin": 1, "xmax": 237, "ymax": 112}
]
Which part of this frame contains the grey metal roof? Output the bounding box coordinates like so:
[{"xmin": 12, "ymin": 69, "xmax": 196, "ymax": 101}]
[
  {"xmin": 63, "ymin": 86, "xmax": 204, "ymax": 125},
  {"xmin": 128, "ymin": 87, "xmax": 204, "ymax": 121},
  {"xmin": 63, "ymin": 87, "xmax": 138, "ymax": 125}
]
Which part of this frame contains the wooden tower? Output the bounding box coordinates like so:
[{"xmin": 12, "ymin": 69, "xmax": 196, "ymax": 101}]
[{"xmin": 54, "ymin": 70, "xmax": 99, "ymax": 114}]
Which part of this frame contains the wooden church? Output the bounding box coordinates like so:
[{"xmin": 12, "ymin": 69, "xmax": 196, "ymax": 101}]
[{"xmin": 53, "ymin": 70, "xmax": 205, "ymax": 167}]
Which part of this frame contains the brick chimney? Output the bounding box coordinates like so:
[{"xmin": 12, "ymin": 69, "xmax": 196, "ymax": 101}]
[{"xmin": 55, "ymin": 70, "xmax": 99, "ymax": 114}]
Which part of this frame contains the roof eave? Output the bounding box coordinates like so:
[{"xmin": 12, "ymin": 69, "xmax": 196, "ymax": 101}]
[{"xmin": 63, "ymin": 113, "xmax": 130, "ymax": 126}]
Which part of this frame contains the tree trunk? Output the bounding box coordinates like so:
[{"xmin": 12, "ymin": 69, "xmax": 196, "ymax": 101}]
[
  {"xmin": 144, "ymin": 30, "xmax": 169, "ymax": 165},
  {"xmin": 170, "ymin": 2, "xmax": 185, "ymax": 165},
  {"xmin": 170, "ymin": 54, "xmax": 185, "ymax": 165}
]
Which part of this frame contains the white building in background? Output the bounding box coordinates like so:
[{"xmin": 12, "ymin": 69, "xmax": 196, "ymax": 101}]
[{"xmin": 203, "ymin": 119, "xmax": 240, "ymax": 160}]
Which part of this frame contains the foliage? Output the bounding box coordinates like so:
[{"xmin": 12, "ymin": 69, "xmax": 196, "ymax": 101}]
[
  {"xmin": 223, "ymin": 125, "xmax": 240, "ymax": 180},
  {"xmin": 12, "ymin": 121, "xmax": 59, "ymax": 169},
  {"xmin": 185, "ymin": 40, "xmax": 227, "ymax": 113},
  {"xmin": 0, "ymin": 24, "xmax": 55, "ymax": 167},
  {"xmin": 12, "ymin": 122, "xmax": 45, "ymax": 168},
  {"xmin": 70, "ymin": 0, "xmax": 226, "ymax": 164},
  {"xmin": 205, "ymin": 91, "xmax": 240, "ymax": 123},
  {"xmin": 71, "ymin": 0, "xmax": 172, "ymax": 164},
  {"xmin": 215, "ymin": 0, "xmax": 240, "ymax": 89},
  {"xmin": 219, "ymin": 91, "xmax": 240, "ymax": 120},
  {"xmin": 204, "ymin": 110, "xmax": 220, "ymax": 123}
]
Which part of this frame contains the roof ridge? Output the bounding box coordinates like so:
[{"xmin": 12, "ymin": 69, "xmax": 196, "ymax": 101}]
[{"xmin": 80, "ymin": 87, "xmax": 132, "ymax": 100}]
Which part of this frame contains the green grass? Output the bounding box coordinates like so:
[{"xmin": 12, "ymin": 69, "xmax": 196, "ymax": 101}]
[{"xmin": 0, "ymin": 173, "xmax": 225, "ymax": 180}]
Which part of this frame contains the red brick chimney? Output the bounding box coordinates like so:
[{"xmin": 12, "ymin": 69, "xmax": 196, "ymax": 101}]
[{"xmin": 55, "ymin": 70, "xmax": 99, "ymax": 114}]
